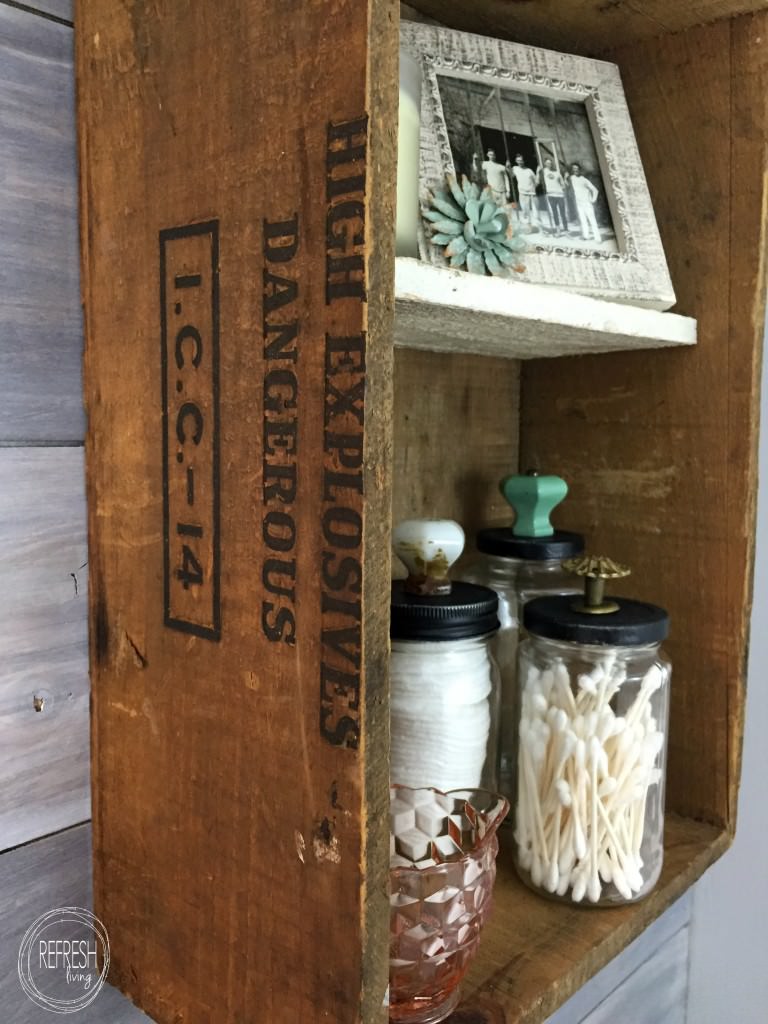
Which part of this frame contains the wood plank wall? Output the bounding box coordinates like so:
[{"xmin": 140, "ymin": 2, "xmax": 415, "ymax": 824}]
[
  {"xmin": 0, "ymin": 824, "xmax": 151, "ymax": 1023},
  {"xmin": 0, "ymin": 0, "xmax": 91, "ymax": 852},
  {"xmin": 0, "ymin": 3, "xmax": 147, "ymax": 1018},
  {"xmin": 0, "ymin": 2, "xmax": 114, "ymax": 1019}
]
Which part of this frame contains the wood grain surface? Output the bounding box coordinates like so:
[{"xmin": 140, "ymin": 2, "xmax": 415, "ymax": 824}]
[
  {"xmin": 394, "ymin": 259, "xmax": 697, "ymax": 361},
  {"xmin": 0, "ymin": 4, "xmax": 83, "ymax": 441},
  {"xmin": 393, "ymin": 348, "xmax": 520, "ymax": 555},
  {"xmin": 544, "ymin": 892, "xmax": 690, "ymax": 1023},
  {"xmin": 0, "ymin": 824, "xmax": 152, "ymax": 1024},
  {"xmin": 452, "ymin": 815, "xmax": 725, "ymax": 1024},
  {"xmin": 520, "ymin": 14, "xmax": 768, "ymax": 829},
  {"xmin": 408, "ymin": 0, "xmax": 768, "ymax": 54},
  {"xmin": 0, "ymin": 447, "xmax": 89, "ymax": 852},
  {"xmin": 569, "ymin": 926, "xmax": 688, "ymax": 1024},
  {"xmin": 77, "ymin": 1, "xmax": 396, "ymax": 1021}
]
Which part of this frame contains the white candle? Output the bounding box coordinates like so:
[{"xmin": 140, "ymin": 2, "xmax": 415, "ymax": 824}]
[{"xmin": 396, "ymin": 50, "xmax": 421, "ymax": 258}]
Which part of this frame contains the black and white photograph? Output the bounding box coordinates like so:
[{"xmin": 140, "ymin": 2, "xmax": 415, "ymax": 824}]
[
  {"xmin": 401, "ymin": 20, "xmax": 677, "ymax": 309},
  {"xmin": 435, "ymin": 75, "xmax": 619, "ymax": 256}
]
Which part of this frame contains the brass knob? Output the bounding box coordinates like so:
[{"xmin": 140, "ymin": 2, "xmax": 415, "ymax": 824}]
[{"xmin": 562, "ymin": 555, "xmax": 631, "ymax": 615}]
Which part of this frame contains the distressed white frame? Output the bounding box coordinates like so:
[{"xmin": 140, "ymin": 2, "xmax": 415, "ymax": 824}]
[{"xmin": 401, "ymin": 21, "xmax": 676, "ymax": 310}]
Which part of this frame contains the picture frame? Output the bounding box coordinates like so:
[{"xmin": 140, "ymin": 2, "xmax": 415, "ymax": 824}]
[{"xmin": 400, "ymin": 21, "xmax": 676, "ymax": 311}]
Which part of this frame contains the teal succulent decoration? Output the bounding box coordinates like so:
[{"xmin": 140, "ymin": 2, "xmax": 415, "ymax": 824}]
[{"xmin": 424, "ymin": 175, "xmax": 526, "ymax": 277}]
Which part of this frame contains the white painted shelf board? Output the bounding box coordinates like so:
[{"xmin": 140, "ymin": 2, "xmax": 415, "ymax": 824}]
[{"xmin": 394, "ymin": 259, "xmax": 697, "ymax": 359}]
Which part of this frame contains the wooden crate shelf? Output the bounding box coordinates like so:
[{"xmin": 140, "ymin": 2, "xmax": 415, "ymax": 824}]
[
  {"xmin": 75, "ymin": 1, "xmax": 766, "ymax": 1022},
  {"xmin": 457, "ymin": 816, "xmax": 726, "ymax": 1022},
  {"xmin": 394, "ymin": 258, "xmax": 697, "ymax": 359},
  {"xmin": 407, "ymin": 0, "xmax": 768, "ymax": 53}
]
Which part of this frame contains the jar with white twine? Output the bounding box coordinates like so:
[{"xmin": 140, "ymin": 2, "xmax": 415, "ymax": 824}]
[
  {"xmin": 514, "ymin": 555, "xmax": 671, "ymax": 906},
  {"xmin": 390, "ymin": 520, "xmax": 501, "ymax": 793},
  {"xmin": 463, "ymin": 472, "xmax": 583, "ymax": 808}
]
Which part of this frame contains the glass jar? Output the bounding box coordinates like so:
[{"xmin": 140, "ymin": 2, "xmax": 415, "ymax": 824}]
[
  {"xmin": 390, "ymin": 518, "xmax": 501, "ymax": 793},
  {"xmin": 514, "ymin": 584, "xmax": 670, "ymax": 905},
  {"xmin": 466, "ymin": 531, "xmax": 583, "ymax": 807}
]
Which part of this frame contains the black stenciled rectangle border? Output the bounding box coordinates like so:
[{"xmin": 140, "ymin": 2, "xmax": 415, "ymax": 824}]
[{"xmin": 160, "ymin": 220, "xmax": 221, "ymax": 641}]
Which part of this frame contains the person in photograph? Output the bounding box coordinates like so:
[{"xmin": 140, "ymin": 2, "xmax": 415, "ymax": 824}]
[
  {"xmin": 481, "ymin": 149, "xmax": 511, "ymax": 206},
  {"xmin": 538, "ymin": 156, "xmax": 568, "ymax": 236},
  {"xmin": 568, "ymin": 162, "xmax": 601, "ymax": 243},
  {"xmin": 504, "ymin": 159, "xmax": 522, "ymax": 225},
  {"xmin": 470, "ymin": 151, "xmax": 484, "ymax": 186},
  {"xmin": 511, "ymin": 154, "xmax": 539, "ymax": 231}
]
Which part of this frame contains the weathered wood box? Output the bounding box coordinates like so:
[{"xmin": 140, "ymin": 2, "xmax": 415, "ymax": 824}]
[{"xmin": 76, "ymin": 1, "xmax": 767, "ymax": 1021}]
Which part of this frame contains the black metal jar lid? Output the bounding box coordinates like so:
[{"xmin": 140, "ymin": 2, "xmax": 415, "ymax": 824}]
[
  {"xmin": 477, "ymin": 528, "xmax": 584, "ymax": 561},
  {"xmin": 523, "ymin": 555, "xmax": 669, "ymax": 646},
  {"xmin": 476, "ymin": 471, "xmax": 584, "ymax": 562},
  {"xmin": 391, "ymin": 519, "xmax": 499, "ymax": 641},
  {"xmin": 391, "ymin": 579, "xmax": 499, "ymax": 641}
]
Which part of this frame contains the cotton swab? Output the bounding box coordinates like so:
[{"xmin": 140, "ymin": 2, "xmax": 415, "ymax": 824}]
[{"xmin": 516, "ymin": 653, "xmax": 666, "ymax": 903}]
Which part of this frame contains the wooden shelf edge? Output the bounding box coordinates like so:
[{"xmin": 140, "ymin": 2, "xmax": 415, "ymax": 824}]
[
  {"xmin": 394, "ymin": 258, "xmax": 697, "ymax": 360},
  {"xmin": 405, "ymin": 1, "xmax": 768, "ymax": 56},
  {"xmin": 456, "ymin": 814, "xmax": 729, "ymax": 1024}
]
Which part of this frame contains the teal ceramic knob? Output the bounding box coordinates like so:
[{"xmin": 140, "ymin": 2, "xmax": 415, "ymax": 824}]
[
  {"xmin": 501, "ymin": 472, "xmax": 569, "ymax": 538},
  {"xmin": 469, "ymin": 471, "xmax": 584, "ymax": 813}
]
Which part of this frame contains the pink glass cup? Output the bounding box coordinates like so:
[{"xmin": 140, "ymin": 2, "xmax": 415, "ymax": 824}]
[{"xmin": 389, "ymin": 786, "xmax": 509, "ymax": 1024}]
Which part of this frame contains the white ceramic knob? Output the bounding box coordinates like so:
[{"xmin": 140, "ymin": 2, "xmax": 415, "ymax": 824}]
[{"xmin": 392, "ymin": 519, "xmax": 465, "ymax": 590}]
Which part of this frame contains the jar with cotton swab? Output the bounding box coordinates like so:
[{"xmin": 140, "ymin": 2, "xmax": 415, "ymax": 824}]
[
  {"xmin": 514, "ymin": 555, "xmax": 670, "ymax": 906},
  {"xmin": 462, "ymin": 471, "xmax": 584, "ymax": 809},
  {"xmin": 390, "ymin": 519, "xmax": 501, "ymax": 793}
]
